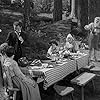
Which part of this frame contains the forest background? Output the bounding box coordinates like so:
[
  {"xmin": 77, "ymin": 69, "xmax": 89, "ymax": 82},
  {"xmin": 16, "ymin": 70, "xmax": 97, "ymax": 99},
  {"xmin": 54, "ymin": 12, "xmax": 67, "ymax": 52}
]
[{"xmin": 0, "ymin": 0, "xmax": 100, "ymax": 60}]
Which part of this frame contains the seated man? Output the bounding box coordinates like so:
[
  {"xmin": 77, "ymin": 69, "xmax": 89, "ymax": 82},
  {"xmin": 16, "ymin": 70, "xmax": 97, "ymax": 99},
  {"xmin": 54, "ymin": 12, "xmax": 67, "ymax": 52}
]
[{"xmin": 47, "ymin": 40, "xmax": 59, "ymax": 61}]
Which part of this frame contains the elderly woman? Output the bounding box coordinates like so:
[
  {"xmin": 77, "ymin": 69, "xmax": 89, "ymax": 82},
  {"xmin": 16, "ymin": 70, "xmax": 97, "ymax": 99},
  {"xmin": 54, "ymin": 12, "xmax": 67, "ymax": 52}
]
[
  {"xmin": 64, "ymin": 34, "xmax": 79, "ymax": 53},
  {"xmin": 84, "ymin": 17, "xmax": 100, "ymax": 62},
  {"xmin": 0, "ymin": 43, "xmax": 8, "ymax": 85},
  {"xmin": 0, "ymin": 46, "xmax": 41, "ymax": 100},
  {"xmin": 0, "ymin": 43, "xmax": 8, "ymax": 100}
]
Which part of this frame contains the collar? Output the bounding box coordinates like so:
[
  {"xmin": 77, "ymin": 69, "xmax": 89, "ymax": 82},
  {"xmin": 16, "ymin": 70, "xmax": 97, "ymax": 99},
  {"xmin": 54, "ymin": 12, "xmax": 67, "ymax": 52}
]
[{"xmin": 15, "ymin": 31, "xmax": 21, "ymax": 36}]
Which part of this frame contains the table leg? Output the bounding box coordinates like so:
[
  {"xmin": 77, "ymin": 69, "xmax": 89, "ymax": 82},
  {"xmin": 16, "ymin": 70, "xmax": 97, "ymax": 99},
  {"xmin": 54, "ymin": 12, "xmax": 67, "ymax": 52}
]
[
  {"xmin": 92, "ymin": 79, "xmax": 95, "ymax": 92},
  {"xmin": 81, "ymin": 86, "xmax": 84, "ymax": 100},
  {"xmin": 70, "ymin": 92, "xmax": 74, "ymax": 100}
]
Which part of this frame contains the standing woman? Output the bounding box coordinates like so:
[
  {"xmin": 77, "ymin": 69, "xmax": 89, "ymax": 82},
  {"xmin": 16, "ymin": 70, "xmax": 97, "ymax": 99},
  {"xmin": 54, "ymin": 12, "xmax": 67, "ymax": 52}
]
[{"xmin": 84, "ymin": 17, "xmax": 100, "ymax": 62}]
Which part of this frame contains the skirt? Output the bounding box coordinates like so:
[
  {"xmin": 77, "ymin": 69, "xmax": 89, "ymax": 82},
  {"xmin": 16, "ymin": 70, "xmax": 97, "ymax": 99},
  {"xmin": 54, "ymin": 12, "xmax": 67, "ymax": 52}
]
[
  {"xmin": 88, "ymin": 32, "xmax": 99, "ymax": 50},
  {"xmin": 12, "ymin": 76, "xmax": 41, "ymax": 100}
]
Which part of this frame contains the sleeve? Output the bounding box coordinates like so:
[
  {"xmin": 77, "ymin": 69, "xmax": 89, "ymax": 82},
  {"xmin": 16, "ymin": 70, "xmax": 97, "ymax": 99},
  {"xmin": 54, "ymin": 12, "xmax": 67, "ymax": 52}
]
[
  {"xmin": 13, "ymin": 61, "xmax": 26, "ymax": 80},
  {"xmin": 74, "ymin": 41, "xmax": 79, "ymax": 51},
  {"xmin": 47, "ymin": 46, "xmax": 52, "ymax": 55},
  {"xmin": 6, "ymin": 32, "xmax": 11, "ymax": 43},
  {"xmin": 21, "ymin": 31, "xmax": 27, "ymax": 41},
  {"xmin": 64, "ymin": 42, "xmax": 68, "ymax": 50},
  {"xmin": 56, "ymin": 46, "xmax": 59, "ymax": 53},
  {"xmin": 13, "ymin": 61, "xmax": 36, "ymax": 86},
  {"xmin": 21, "ymin": 31, "xmax": 31, "ymax": 46},
  {"xmin": 3, "ymin": 63, "xmax": 13, "ymax": 88},
  {"xmin": 84, "ymin": 23, "xmax": 94, "ymax": 31}
]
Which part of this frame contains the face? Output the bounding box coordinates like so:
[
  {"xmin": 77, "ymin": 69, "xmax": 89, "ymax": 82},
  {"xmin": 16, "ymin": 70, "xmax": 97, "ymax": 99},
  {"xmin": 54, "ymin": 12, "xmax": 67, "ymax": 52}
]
[
  {"xmin": 14, "ymin": 25, "xmax": 22, "ymax": 33},
  {"xmin": 95, "ymin": 18, "xmax": 100, "ymax": 24},
  {"xmin": 94, "ymin": 17, "xmax": 100, "ymax": 26},
  {"xmin": 52, "ymin": 43, "xmax": 57, "ymax": 48},
  {"xmin": 68, "ymin": 37, "xmax": 73, "ymax": 43}
]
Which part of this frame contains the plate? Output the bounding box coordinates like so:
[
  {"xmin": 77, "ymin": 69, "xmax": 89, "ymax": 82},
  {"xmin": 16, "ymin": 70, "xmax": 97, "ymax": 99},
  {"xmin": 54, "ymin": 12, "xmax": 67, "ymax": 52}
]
[{"xmin": 41, "ymin": 60, "xmax": 52, "ymax": 63}]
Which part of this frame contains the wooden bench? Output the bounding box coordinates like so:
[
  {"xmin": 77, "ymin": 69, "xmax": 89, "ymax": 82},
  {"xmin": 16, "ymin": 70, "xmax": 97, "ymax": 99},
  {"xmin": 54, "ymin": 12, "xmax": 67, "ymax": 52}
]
[
  {"xmin": 90, "ymin": 66, "xmax": 100, "ymax": 76},
  {"xmin": 83, "ymin": 63, "xmax": 95, "ymax": 70},
  {"xmin": 71, "ymin": 72, "xmax": 96, "ymax": 100},
  {"xmin": 53, "ymin": 84, "xmax": 74, "ymax": 100}
]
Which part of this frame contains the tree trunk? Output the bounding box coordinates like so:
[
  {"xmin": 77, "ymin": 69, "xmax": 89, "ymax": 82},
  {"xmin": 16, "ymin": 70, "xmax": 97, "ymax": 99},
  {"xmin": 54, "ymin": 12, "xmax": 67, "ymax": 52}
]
[
  {"xmin": 75, "ymin": 0, "xmax": 81, "ymax": 27},
  {"xmin": 0, "ymin": 63, "xmax": 3, "ymax": 88},
  {"xmin": 53, "ymin": 0, "xmax": 62, "ymax": 22},
  {"xmin": 88, "ymin": 0, "xmax": 100, "ymax": 23},
  {"xmin": 23, "ymin": 0, "xmax": 31, "ymax": 31},
  {"xmin": 79, "ymin": 0, "xmax": 88, "ymax": 31},
  {"xmin": 69, "ymin": 0, "xmax": 75, "ymax": 18}
]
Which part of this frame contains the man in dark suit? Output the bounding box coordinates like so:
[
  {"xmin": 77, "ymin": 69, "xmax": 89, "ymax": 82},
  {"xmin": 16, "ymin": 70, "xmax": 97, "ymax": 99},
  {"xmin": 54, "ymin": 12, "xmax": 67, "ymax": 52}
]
[{"xmin": 6, "ymin": 21, "xmax": 25, "ymax": 62}]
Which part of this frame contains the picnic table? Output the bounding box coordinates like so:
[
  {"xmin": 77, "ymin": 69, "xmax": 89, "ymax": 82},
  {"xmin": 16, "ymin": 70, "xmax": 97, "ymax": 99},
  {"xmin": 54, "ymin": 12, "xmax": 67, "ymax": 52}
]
[
  {"xmin": 27, "ymin": 53, "xmax": 88, "ymax": 90},
  {"xmin": 20, "ymin": 53, "xmax": 89, "ymax": 90},
  {"xmin": 30, "ymin": 59, "xmax": 76, "ymax": 90},
  {"xmin": 72, "ymin": 53, "xmax": 89, "ymax": 70}
]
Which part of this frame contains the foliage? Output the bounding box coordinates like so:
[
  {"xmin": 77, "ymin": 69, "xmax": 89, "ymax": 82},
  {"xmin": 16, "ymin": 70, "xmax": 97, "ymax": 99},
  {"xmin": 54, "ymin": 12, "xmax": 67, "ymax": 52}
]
[
  {"xmin": 1, "ymin": 0, "xmax": 71, "ymax": 13},
  {"xmin": 0, "ymin": 0, "xmax": 84, "ymax": 60}
]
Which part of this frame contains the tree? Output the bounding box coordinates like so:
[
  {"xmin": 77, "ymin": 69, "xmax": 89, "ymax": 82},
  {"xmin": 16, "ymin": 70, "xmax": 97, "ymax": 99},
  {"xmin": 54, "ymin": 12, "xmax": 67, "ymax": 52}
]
[
  {"xmin": 79, "ymin": 0, "xmax": 88, "ymax": 30},
  {"xmin": 69, "ymin": 0, "xmax": 75, "ymax": 18},
  {"xmin": 74, "ymin": 0, "xmax": 81, "ymax": 27},
  {"xmin": 23, "ymin": 0, "xmax": 31, "ymax": 31},
  {"xmin": 53, "ymin": 0, "xmax": 62, "ymax": 22},
  {"xmin": 68, "ymin": 0, "xmax": 88, "ymax": 30},
  {"xmin": 88, "ymin": 0, "xmax": 100, "ymax": 23}
]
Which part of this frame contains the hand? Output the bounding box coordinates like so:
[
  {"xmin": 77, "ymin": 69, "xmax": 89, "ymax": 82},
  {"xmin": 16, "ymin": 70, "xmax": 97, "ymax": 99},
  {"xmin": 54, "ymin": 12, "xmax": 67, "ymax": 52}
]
[
  {"xmin": 24, "ymin": 78, "xmax": 36, "ymax": 87},
  {"xmin": 77, "ymin": 51, "xmax": 80, "ymax": 54},
  {"xmin": 84, "ymin": 25, "xmax": 88, "ymax": 30},
  {"xmin": 19, "ymin": 36, "xmax": 24, "ymax": 44},
  {"xmin": 0, "ymin": 29, "xmax": 2, "ymax": 32},
  {"xmin": 46, "ymin": 53, "xmax": 51, "ymax": 58}
]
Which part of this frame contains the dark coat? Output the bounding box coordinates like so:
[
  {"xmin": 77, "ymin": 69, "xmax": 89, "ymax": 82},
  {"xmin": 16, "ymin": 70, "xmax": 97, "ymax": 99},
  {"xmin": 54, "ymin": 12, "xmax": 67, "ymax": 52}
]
[
  {"xmin": 6, "ymin": 31, "xmax": 23, "ymax": 61},
  {"xmin": 0, "ymin": 63, "xmax": 3, "ymax": 87}
]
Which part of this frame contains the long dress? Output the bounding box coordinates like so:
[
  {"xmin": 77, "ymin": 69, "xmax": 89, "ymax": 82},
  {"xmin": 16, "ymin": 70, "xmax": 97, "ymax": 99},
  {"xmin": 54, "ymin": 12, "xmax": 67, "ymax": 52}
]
[
  {"xmin": 89, "ymin": 32, "xmax": 99, "ymax": 50},
  {"xmin": 0, "ymin": 63, "xmax": 7, "ymax": 100},
  {"xmin": 3, "ymin": 57, "xmax": 41, "ymax": 100}
]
